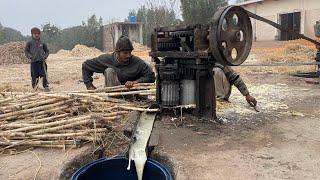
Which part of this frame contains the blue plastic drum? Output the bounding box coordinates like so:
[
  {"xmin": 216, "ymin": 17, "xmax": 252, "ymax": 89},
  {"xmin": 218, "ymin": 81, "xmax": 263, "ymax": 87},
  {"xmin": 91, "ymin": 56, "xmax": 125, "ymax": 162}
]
[{"xmin": 71, "ymin": 156, "xmax": 173, "ymax": 180}]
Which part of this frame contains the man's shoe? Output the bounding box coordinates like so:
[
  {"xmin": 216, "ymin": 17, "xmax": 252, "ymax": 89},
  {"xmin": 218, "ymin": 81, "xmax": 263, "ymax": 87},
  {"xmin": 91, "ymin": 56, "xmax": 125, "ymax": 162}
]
[
  {"xmin": 86, "ymin": 83, "xmax": 97, "ymax": 90},
  {"xmin": 44, "ymin": 87, "xmax": 50, "ymax": 92}
]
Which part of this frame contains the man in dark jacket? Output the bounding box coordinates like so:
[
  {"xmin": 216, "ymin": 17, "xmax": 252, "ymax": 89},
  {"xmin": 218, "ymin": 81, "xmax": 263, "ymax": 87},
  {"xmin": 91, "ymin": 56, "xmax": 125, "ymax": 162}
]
[
  {"xmin": 213, "ymin": 64, "xmax": 257, "ymax": 107},
  {"xmin": 82, "ymin": 36, "xmax": 155, "ymax": 90},
  {"xmin": 25, "ymin": 27, "xmax": 50, "ymax": 91}
]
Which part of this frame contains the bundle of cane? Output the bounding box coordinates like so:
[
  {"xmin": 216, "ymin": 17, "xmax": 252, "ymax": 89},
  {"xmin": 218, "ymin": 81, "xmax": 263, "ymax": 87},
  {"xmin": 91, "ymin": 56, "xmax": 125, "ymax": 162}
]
[{"xmin": 0, "ymin": 83, "xmax": 157, "ymax": 151}]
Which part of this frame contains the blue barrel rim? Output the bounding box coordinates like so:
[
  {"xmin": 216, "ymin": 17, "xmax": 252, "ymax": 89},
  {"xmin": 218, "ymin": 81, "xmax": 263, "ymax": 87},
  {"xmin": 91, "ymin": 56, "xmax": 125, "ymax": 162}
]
[{"xmin": 71, "ymin": 155, "xmax": 173, "ymax": 180}]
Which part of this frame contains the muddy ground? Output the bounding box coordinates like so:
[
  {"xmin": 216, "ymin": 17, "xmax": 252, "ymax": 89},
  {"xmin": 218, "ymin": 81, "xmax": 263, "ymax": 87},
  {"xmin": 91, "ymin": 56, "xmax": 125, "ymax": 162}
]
[{"xmin": 0, "ymin": 51, "xmax": 319, "ymax": 179}]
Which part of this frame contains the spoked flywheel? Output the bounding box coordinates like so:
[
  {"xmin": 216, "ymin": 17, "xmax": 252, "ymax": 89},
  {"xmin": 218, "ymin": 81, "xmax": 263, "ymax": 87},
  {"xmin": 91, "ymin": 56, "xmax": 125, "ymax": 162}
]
[{"xmin": 210, "ymin": 6, "xmax": 252, "ymax": 66}]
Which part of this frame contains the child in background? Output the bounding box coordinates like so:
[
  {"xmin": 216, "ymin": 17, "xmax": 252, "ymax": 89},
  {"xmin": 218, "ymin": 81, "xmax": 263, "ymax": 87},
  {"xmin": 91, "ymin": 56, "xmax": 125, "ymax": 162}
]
[
  {"xmin": 316, "ymin": 44, "xmax": 320, "ymax": 76},
  {"xmin": 24, "ymin": 27, "xmax": 50, "ymax": 91}
]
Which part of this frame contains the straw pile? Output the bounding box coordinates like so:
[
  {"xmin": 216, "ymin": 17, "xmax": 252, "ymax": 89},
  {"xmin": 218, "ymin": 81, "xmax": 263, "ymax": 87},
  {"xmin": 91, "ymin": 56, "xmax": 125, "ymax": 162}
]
[
  {"xmin": 0, "ymin": 83, "xmax": 157, "ymax": 152},
  {"xmin": 53, "ymin": 44, "xmax": 103, "ymax": 58},
  {"xmin": 133, "ymin": 42, "xmax": 149, "ymax": 51},
  {"xmin": 0, "ymin": 42, "xmax": 29, "ymax": 65},
  {"xmin": 70, "ymin": 44, "xmax": 102, "ymax": 57},
  {"xmin": 132, "ymin": 42, "xmax": 149, "ymax": 57},
  {"xmin": 254, "ymin": 39, "xmax": 317, "ymax": 63},
  {"xmin": 54, "ymin": 49, "xmax": 70, "ymax": 57}
]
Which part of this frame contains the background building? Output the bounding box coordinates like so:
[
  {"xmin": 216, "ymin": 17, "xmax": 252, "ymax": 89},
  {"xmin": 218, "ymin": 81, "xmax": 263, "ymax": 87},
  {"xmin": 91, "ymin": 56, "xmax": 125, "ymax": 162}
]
[
  {"xmin": 103, "ymin": 21, "xmax": 143, "ymax": 52},
  {"xmin": 237, "ymin": 0, "xmax": 320, "ymax": 41}
]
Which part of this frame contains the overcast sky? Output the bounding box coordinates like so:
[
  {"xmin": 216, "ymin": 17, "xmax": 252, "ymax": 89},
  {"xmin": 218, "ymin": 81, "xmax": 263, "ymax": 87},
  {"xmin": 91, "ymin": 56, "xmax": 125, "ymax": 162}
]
[{"xmin": 0, "ymin": 0, "xmax": 236, "ymax": 35}]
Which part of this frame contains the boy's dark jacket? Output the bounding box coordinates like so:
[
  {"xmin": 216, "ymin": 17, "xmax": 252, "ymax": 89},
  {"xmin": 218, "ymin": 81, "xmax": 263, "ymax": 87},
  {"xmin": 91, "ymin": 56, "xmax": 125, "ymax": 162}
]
[{"xmin": 25, "ymin": 39, "xmax": 49, "ymax": 63}]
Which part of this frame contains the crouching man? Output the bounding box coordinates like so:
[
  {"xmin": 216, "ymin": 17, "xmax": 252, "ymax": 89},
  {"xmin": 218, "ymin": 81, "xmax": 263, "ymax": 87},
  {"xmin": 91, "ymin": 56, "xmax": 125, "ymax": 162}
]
[
  {"xmin": 213, "ymin": 63, "xmax": 257, "ymax": 107},
  {"xmin": 82, "ymin": 36, "xmax": 155, "ymax": 90}
]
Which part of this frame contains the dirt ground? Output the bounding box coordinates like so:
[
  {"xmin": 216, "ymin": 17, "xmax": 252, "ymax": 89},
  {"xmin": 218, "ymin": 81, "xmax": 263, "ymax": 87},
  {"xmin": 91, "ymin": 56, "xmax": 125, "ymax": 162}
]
[
  {"xmin": 0, "ymin": 48, "xmax": 320, "ymax": 179},
  {"xmin": 157, "ymin": 73, "xmax": 320, "ymax": 180}
]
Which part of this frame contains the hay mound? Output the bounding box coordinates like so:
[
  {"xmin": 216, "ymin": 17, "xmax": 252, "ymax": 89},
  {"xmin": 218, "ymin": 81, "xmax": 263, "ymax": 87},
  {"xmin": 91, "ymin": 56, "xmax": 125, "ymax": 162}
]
[
  {"xmin": 256, "ymin": 39, "xmax": 317, "ymax": 63},
  {"xmin": 53, "ymin": 44, "xmax": 103, "ymax": 58},
  {"xmin": 70, "ymin": 44, "xmax": 102, "ymax": 57},
  {"xmin": 55, "ymin": 49, "xmax": 71, "ymax": 57},
  {"xmin": 0, "ymin": 42, "xmax": 29, "ymax": 65},
  {"xmin": 133, "ymin": 42, "xmax": 149, "ymax": 51},
  {"xmin": 132, "ymin": 42, "xmax": 149, "ymax": 57}
]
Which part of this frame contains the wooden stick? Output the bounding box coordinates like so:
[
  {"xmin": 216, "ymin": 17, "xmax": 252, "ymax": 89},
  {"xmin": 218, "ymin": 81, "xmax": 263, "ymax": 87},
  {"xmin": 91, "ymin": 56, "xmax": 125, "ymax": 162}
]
[
  {"xmin": 102, "ymin": 111, "xmax": 128, "ymax": 117},
  {"xmin": 25, "ymin": 113, "xmax": 70, "ymax": 124},
  {"xmin": 1, "ymin": 98, "xmax": 61, "ymax": 114},
  {"xmin": 104, "ymin": 89, "xmax": 156, "ymax": 97},
  {"xmin": 21, "ymin": 98, "xmax": 61, "ymax": 110},
  {"xmin": 0, "ymin": 100, "xmax": 72, "ymax": 121},
  {"xmin": 3, "ymin": 115, "xmax": 90, "ymax": 133},
  {"xmin": 30, "ymin": 128, "xmax": 108, "ymax": 139},
  {"xmin": 78, "ymin": 134, "xmax": 106, "ymax": 141},
  {"xmin": 0, "ymin": 92, "xmax": 34, "ymax": 95},
  {"xmin": 0, "ymin": 131, "xmax": 26, "ymax": 137},
  {"xmin": 22, "ymin": 108, "xmax": 67, "ymax": 120},
  {"xmin": 1, "ymin": 144, "xmax": 78, "ymax": 149},
  {"xmin": 114, "ymin": 105, "xmax": 159, "ymax": 112},
  {"xmin": 0, "ymin": 139, "xmax": 31, "ymax": 151},
  {"xmin": 27, "ymin": 118, "xmax": 97, "ymax": 135},
  {"xmin": 40, "ymin": 93, "xmax": 126, "ymax": 103},
  {"xmin": 28, "ymin": 144, "xmax": 77, "ymax": 148},
  {"xmin": 0, "ymin": 93, "xmax": 37, "ymax": 104},
  {"xmin": 38, "ymin": 93, "xmax": 72, "ymax": 100},
  {"xmin": 0, "ymin": 123, "xmax": 37, "ymax": 129},
  {"xmin": 0, "ymin": 140, "xmax": 78, "ymax": 146},
  {"xmin": 62, "ymin": 83, "xmax": 155, "ymax": 93},
  {"xmin": 100, "ymin": 86, "xmax": 155, "ymax": 93},
  {"xmin": 0, "ymin": 105, "xmax": 69, "ymax": 124}
]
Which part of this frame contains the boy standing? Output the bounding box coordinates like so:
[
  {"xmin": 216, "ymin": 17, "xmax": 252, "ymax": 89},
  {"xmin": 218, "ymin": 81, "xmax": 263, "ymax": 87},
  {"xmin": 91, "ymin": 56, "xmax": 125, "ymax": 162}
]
[{"xmin": 25, "ymin": 27, "xmax": 50, "ymax": 91}]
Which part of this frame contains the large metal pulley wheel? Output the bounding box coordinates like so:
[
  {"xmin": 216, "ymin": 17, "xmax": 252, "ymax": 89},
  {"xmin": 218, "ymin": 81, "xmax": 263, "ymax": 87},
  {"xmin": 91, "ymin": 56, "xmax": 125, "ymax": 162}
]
[{"xmin": 210, "ymin": 6, "xmax": 252, "ymax": 66}]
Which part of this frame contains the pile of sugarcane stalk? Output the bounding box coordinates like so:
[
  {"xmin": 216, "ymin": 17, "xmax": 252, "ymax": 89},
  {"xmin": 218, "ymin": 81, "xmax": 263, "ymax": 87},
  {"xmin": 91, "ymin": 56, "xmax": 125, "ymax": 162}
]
[{"xmin": 0, "ymin": 83, "xmax": 157, "ymax": 152}]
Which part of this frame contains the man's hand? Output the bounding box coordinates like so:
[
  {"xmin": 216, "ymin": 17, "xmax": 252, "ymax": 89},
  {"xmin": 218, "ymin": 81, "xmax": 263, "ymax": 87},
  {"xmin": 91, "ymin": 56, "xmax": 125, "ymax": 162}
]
[
  {"xmin": 245, "ymin": 94, "xmax": 257, "ymax": 107},
  {"xmin": 125, "ymin": 81, "xmax": 138, "ymax": 88}
]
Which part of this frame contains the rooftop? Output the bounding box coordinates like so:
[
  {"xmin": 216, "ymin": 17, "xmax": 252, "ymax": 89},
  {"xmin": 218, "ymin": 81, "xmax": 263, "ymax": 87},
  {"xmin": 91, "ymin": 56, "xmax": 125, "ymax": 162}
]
[
  {"xmin": 104, "ymin": 22, "xmax": 142, "ymax": 26},
  {"xmin": 236, "ymin": 0, "xmax": 264, "ymax": 6}
]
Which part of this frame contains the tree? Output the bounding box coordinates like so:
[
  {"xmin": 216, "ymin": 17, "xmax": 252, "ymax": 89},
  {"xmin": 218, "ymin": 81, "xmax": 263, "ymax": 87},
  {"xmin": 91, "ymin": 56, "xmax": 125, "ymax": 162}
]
[
  {"xmin": 42, "ymin": 23, "xmax": 60, "ymax": 41},
  {"xmin": 37, "ymin": 15, "xmax": 104, "ymax": 53},
  {"xmin": 1, "ymin": 27, "xmax": 24, "ymax": 43},
  {"xmin": 0, "ymin": 22, "xmax": 4, "ymax": 44},
  {"xmin": 81, "ymin": 15, "xmax": 103, "ymax": 48},
  {"xmin": 41, "ymin": 23, "xmax": 61, "ymax": 52},
  {"xmin": 180, "ymin": 0, "xmax": 228, "ymax": 24},
  {"xmin": 0, "ymin": 22, "xmax": 29, "ymax": 44},
  {"xmin": 0, "ymin": 22, "xmax": 24, "ymax": 44},
  {"xmin": 128, "ymin": 10, "xmax": 136, "ymax": 17},
  {"xmin": 130, "ymin": 0, "xmax": 180, "ymax": 46}
]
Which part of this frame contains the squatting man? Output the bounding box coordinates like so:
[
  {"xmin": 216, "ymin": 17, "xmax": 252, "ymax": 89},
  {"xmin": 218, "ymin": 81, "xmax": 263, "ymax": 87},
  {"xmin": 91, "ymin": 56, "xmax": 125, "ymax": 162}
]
[{"xmin": 82, "ymin": 35, "xmax": 155, "ymax": 89}]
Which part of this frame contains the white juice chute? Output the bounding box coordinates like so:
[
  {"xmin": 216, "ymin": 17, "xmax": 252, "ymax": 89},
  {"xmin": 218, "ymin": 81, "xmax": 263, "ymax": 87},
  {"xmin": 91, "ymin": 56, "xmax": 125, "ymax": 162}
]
[{"xmin": 127, "ymin": 112, "xmax": 156, "ymax": 180}]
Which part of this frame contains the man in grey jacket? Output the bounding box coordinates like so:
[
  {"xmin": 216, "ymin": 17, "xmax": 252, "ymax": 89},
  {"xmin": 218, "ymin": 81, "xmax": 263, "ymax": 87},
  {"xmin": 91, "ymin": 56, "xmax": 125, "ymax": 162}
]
[
  {"xmin": 213, "ymin": 64, "xmax": 257, "ymax": 107},
  {"xmin": 25, "ymin": 27, "xmax": 50, "ymax": 91},
  {"xmin": 82, "ymin": 36, "xmax": 155, "ymax": 90}
]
